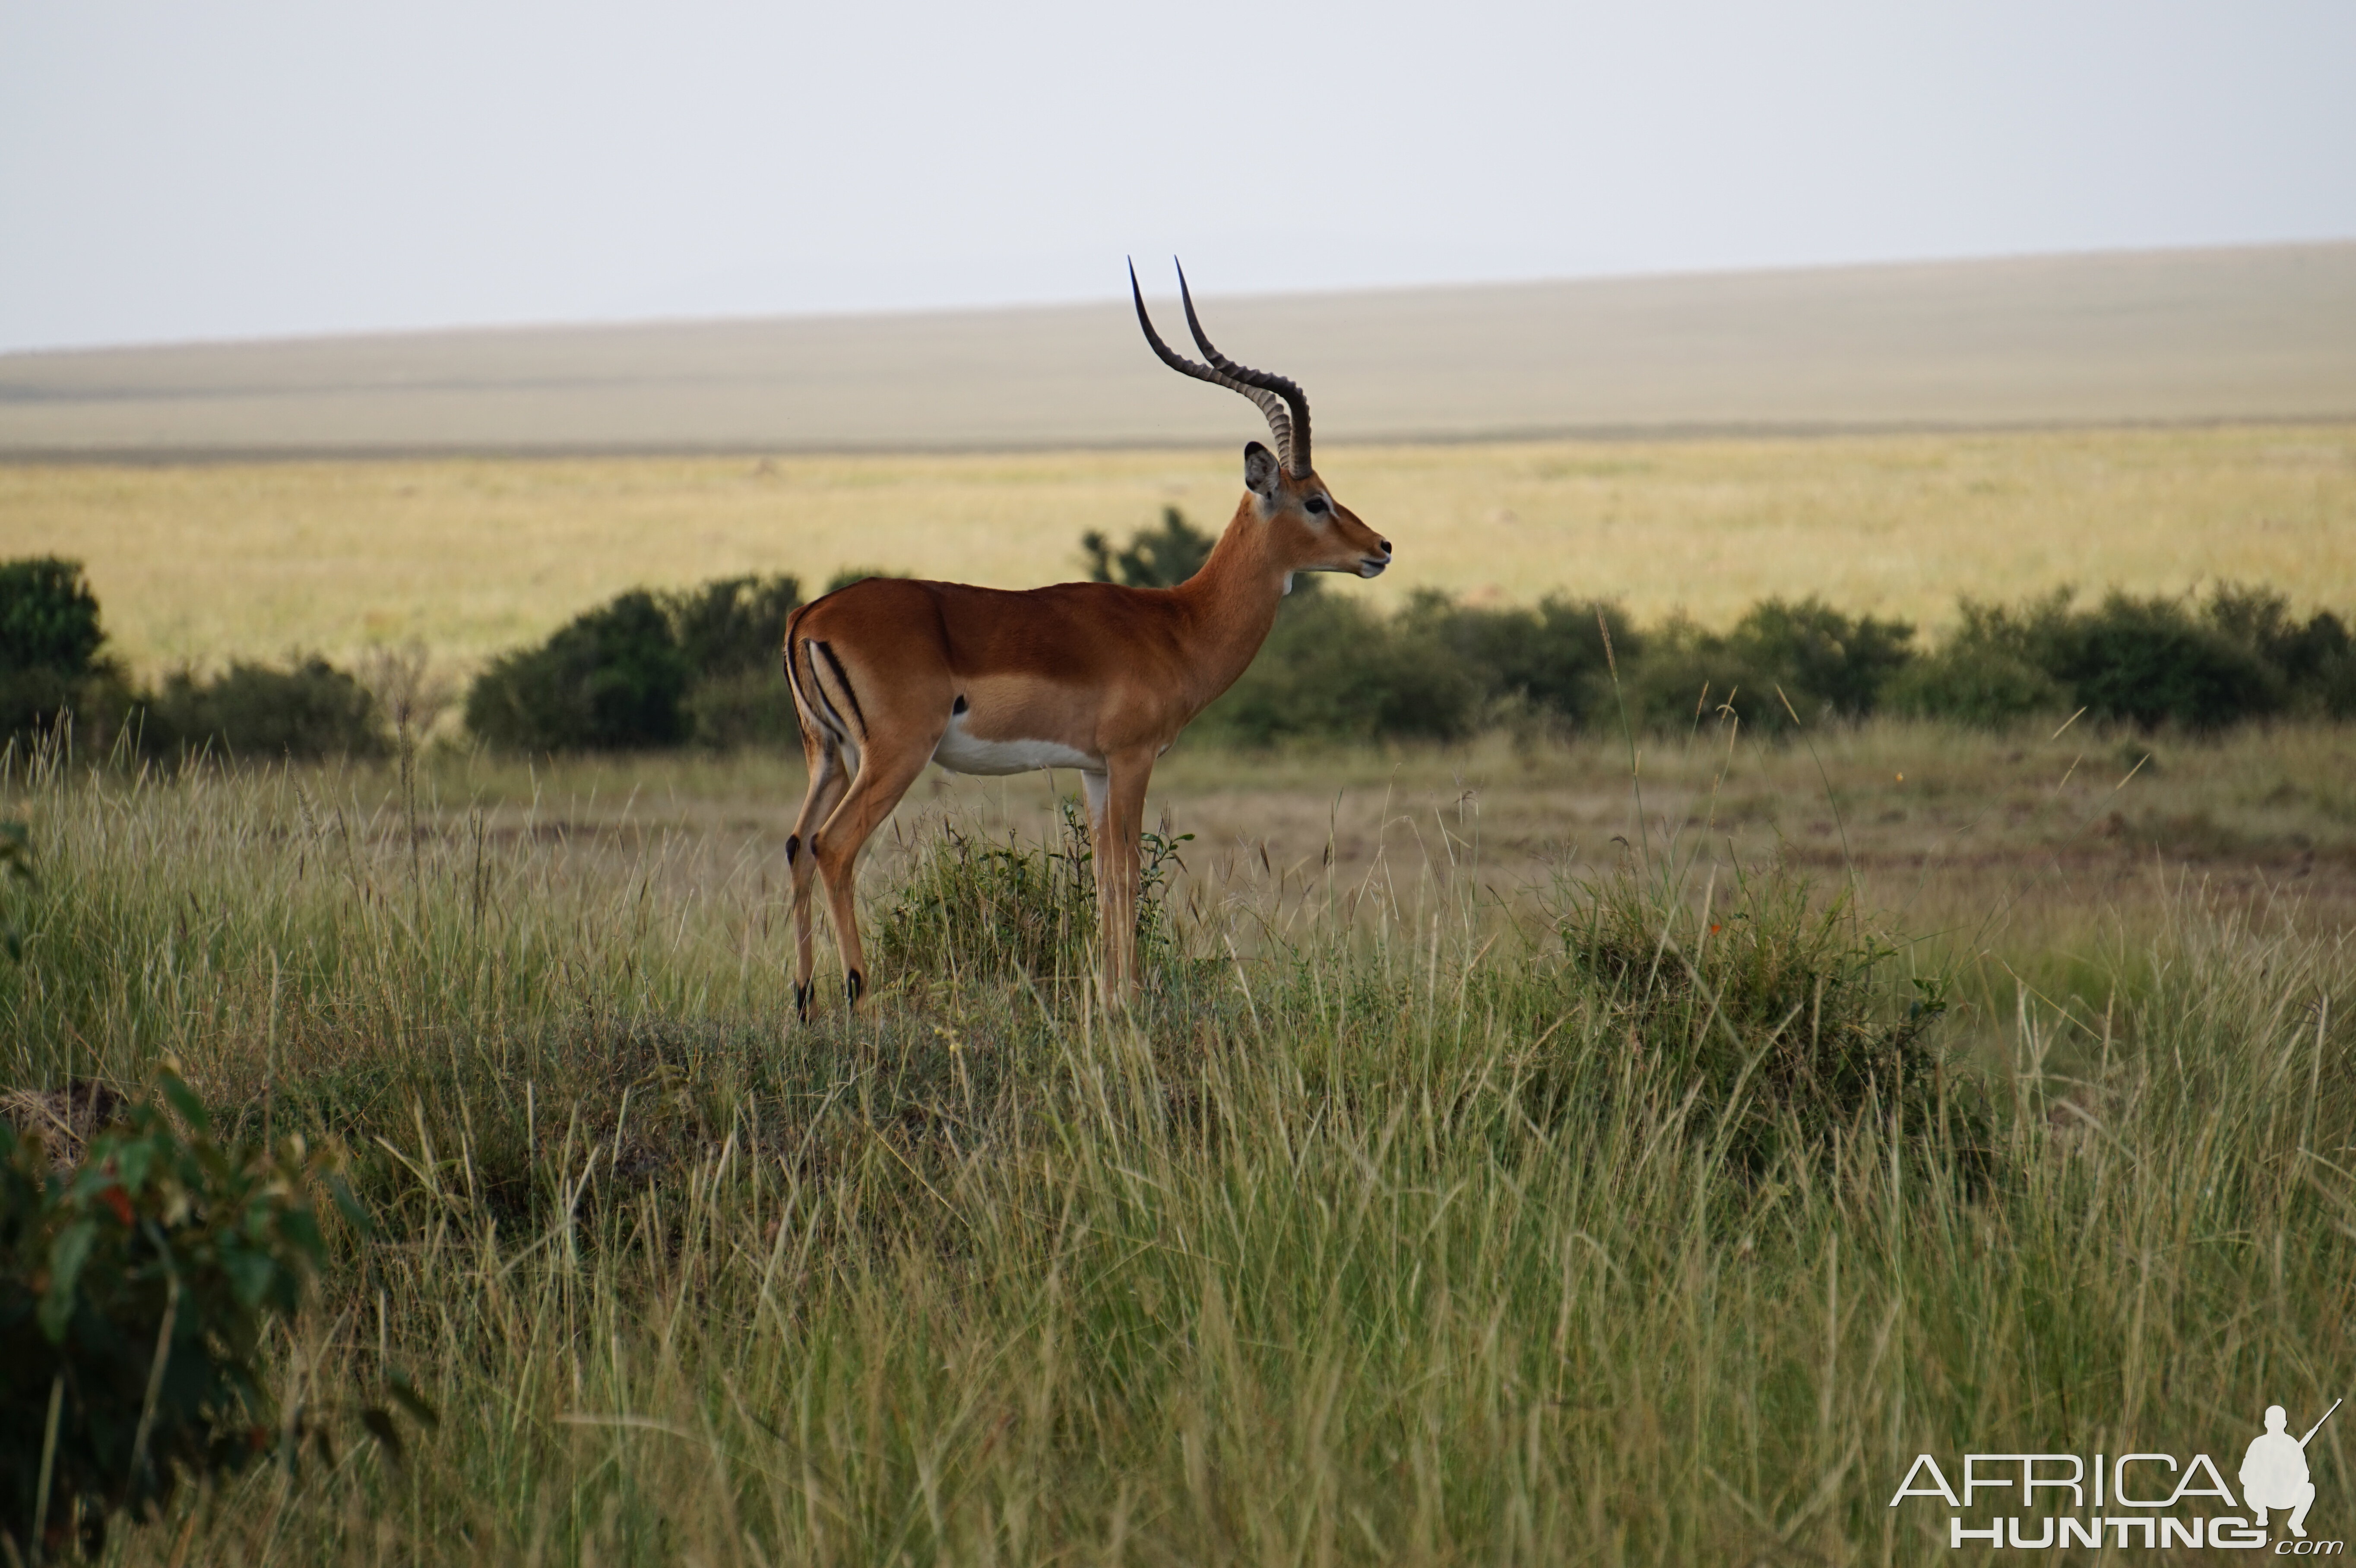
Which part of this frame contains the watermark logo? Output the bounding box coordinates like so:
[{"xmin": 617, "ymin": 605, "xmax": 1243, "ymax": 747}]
[
  {"xmin": 1888, "ymin": 1397, "xmax": 2342, "ymax": 1551},
  {"xmin": 2245, "ymin": 1402, "xmax": 2330, "ymax": 1540}
]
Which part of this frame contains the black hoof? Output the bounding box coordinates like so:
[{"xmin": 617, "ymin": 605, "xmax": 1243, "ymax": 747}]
[
  {"xmin": 793, "ymin": 980, "xmax": 814, "ymax": 1021},
  {"xmin": 845, "ymin": 969, "xmax": 865, "ymax": 1008}
]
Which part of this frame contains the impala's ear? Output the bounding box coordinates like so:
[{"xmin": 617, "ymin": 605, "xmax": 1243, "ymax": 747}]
[{"xmin": 1243, "ymin": 441, "xmax": 1281, "ymax": 499}]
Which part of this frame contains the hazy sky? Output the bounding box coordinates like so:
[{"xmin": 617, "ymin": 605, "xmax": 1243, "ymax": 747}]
[{"xmin": 3, "ymin": 1, "xmax": 2351, "ymax": 353}]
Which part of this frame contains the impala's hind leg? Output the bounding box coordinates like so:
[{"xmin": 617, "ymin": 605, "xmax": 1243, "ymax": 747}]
[
  {"xmin": 811, "ymin": 740, "xmax": 935, "ymax": 1009},
  {"xmin": 787, "ymin": 727, "xmax": 851, "ymax": 1021}
]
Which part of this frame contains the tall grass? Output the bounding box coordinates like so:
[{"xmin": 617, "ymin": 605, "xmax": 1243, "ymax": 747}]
[{"xmin": 0, "ymin": 740, "xmax": 2349, "ymax": 1564}]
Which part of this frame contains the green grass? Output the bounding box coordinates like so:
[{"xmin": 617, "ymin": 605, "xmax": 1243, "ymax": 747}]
[{"xmin": 1, "ymin": 737, "xmax": 2351, "ymax": 1564}]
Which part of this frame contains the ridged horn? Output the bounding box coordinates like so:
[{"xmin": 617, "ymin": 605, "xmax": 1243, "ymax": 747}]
[
  {"xmin": 1175, "ymin": 260, "xmax": 1311, "ymax": 477},
  {"xmin": 1129, "ymin": 258, "xmax": 1308, "ymax": 475}
]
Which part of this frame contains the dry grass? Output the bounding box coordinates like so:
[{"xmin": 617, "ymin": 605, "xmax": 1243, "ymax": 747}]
[
  {"xmin": 229, "ymin": 717, "xmax": 2356, "ymax": 1034},
  {"xmin": 5, "ymin": 422, "xmax": 2352, "ymax": 674},
  {"xmin": 5, "ymin": 723, "xmax": 2351, "ymax": 1564}
]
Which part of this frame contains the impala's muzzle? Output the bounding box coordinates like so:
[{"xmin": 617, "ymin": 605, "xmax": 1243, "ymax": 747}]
[{"xmin": 1358, "ymin": 540, "xmax": 1394, "ymax": 579}]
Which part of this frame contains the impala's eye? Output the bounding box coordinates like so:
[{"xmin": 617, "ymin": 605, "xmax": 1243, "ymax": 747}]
[{"xmin": 1305, "ymin": 495, "xmax": 1330, "ymax": 516}]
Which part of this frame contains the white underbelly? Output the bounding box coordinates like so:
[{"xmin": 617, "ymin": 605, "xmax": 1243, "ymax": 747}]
[{"xmin": 931, "ymin": 716, "xmax": 1099, "ymax": 777}]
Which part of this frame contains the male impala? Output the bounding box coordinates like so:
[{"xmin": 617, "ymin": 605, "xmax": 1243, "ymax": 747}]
[{"xmin": 782, "ymin": 261, "xmax": 1393, "ymax": 1013}]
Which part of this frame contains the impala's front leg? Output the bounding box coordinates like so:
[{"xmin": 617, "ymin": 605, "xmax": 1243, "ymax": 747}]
[{"xmin": 1092, "ymin": 750, "xmax": 1156, "ymax": 1003}]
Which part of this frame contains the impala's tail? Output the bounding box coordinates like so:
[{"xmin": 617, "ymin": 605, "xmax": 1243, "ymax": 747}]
[{"xmin": 782, "ymin": 607, "xmax": 817, "ymax": 733}]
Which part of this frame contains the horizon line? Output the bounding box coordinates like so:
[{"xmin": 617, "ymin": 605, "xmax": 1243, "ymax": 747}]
[{"xmin": 9, "ymin": 234, "xmax": 2353, "ymax": 363}]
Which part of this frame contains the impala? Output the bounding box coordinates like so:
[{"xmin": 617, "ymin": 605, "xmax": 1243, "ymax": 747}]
[{"xmin": 781, "ymin": 260, "xmax": 1393, "ymax": 1013}]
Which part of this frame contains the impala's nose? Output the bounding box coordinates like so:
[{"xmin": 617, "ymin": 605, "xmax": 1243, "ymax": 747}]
[{"xmin": 1359, "ymin": 541, "xmax": 1393, "ymax": 578}]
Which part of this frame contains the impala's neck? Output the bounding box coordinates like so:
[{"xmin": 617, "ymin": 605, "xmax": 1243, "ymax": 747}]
[{"xmin": 1168, "ymin": 496, "xmax": 1294, "ymax": 710}]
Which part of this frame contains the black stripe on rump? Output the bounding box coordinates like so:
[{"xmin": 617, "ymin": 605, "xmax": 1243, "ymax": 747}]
[
  {"xmin": 813, "ymin": 640, "xmax": 868, "ymax": 737},
  {"xmin": 793, "ymin": 638, "xmax": 849, "ymax": 743}
]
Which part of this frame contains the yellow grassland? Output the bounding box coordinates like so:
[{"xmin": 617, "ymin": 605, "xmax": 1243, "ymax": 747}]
[{"xmin": 5, "ymin": 420, "xmax": 2351, "ymax": 674}]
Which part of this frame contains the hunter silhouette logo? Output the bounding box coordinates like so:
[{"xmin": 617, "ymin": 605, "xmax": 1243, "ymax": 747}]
[{"xmin": 2246, "ymin": 1399, "xmax": 2340, "ymax": 1540}]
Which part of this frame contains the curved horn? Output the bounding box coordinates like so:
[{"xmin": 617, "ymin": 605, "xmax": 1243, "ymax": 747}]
[
  {"xmin": 1175, "ymin": 260, "xmax": 1312, "ymax": 477},
  {"xmin": 1129, "ymin": 258, "xmax": 1301, "ymax": 474}
]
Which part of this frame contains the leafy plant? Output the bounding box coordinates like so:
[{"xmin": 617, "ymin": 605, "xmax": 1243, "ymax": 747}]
[
  {"xmin": 1629, "ymin": 598, "xmax": 1917, "ymax": 733},
  {"xmin": 1198, "ymin": 592, "xmax": 1484, "ymax": 745},
  {"xmin": 2052, "ymin": 590, "xmax": 2279, "ymax": 730},
  {"xmin": 466, "ymin": 591, "xmax": 693, "ymax": 752},
  {"xmin": 668, "ymin": 575, "xmax": 803, "ymax": 680},
  {"xmin": 668, "ymin": 576, "xmax": 803, "ymax": 748},
  {"xmin": 1, "ymin": 1070, "xmax": 431, "ymax": 1561},
  {"xmin": 0, "ymin": 560, "xmax": 389, "ymax": 762},
  {"xmin": 1890, "ymin": 583, "xmax": 2354, "ymax": 731},
  {"xmin": 0, "ymin": 560, "xmax": 105, "ymax": 680},
  {"xmin": 1884, "ymin": 595, "xmax": 2073, "ymax": 727},
  {"xmin": 2202, "ymin": 582, "xmax": 2352, "ymax": 691},
  {"xmin": 1401, "ymin": 592, "xmax": 1639, "ymax": 732},
  {"xmin": 1540, "ymin": 866, "xmax": 1979, "ymax": 1177},
  {"xmin": 467, "ymin": 576, "xmax": 803, "ymax": 753},
  {"xmin": 0, "ymin": 560, "xmax": 114, "ymax": 745},
  {"xmin": 139, "ymin": 658, "xmax": 387, "ymax": 761},
  {"xmin": 1082, "ymin": 508, "xmax": 1217, "ymax": 588},
  {"xmin": 681, "ymin": 667, "xmax": 800, "ymax": 750},
  {"xmin": 877, "ymin": 799, "xmax": 1192, "ymax": 984}
]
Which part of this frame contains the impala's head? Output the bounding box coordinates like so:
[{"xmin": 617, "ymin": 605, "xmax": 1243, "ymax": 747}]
[
  {"xmin": 1131, "ymin": 258, "xmax": 1393, "ymax": 585},
  {"xmin": 1238, "ymin": 439, "xmax": 1390, "ymax": 581}
]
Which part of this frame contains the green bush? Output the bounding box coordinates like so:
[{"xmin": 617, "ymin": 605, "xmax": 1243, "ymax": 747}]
[
  {"xmin": 1629, "ymin": 598, "xmax": 1916, "ymax": 733},
  {"xmin": 139, "ymin": 658, "xmax": 386, "ymax": 761},
  {"xmin": 1, "ymin": 1071, "xmax": 423, "ymax": 1560},
  {"xmin": 0, "ymin": 559, "xmax": 104, "ymax": 679},
  {"xmin": 467, "ymin": 591, "xmax": 692, "ymax": 752},
  {"xmin": 1540, "ymin": 866, "xmax": 1976, "ymax": 1177},
  {"xmin": 2318, "ymin": 654, "xmax": 2356, "ymax": 720},
  {"xmin": 877, "ymin": 800, "xmax": 1190, "ymax": 985},
  {"xmin": 467, "ymin": 576, "xmax": 802, "ymax": 753},
  {"xmin": 681, "ymin": 667, "xmax": 801, "ymax": 751},
  {"xmin": 0, "ymin": 668, "xmax": 86, "ymax": 749},
  {"xmin": 466, "ymin": 549, "xmax": 2356, "ymax": 755},
  {"xmin": 1885, "ymin": 597, "xmax": 2073, "ymax": 727},
  {"xmin": 0, "ymin": 562, "xmax": 388, "ymax": 760},
  {"xmin": 669, "ymin": 575, "xmax": 802, "ymax": 682},
  {"xmin": 2204, "ymin": 582, "xmax": 2350, "ymax": 681},
  {"xmin": 1199, "ymin": 592, "xmax": 1486, "ymax": 745},
  {"xmin": 1403, "ymin": 592, "xmax": 1639, "ymax": 731},
  {"xmin": 2053, "ymin": 591, "xmax": 2279, "ymax": 730},
  {"xmin": 1083, "ymin": 508, "xmax": 1217, "ymax": 588},
  {"xmin": 0, "ymin": 559, "xmax": 112, "ymax": 744},
  {"xmin": 670, "ymin": 575, "xmax": 803, "ymax": 748},
  {"xmin": 2200, "ymin": 583, "xmax": 2356, "ymax": 718},
  {"xmin": 1840, "ymin": 583, "xmax": 2354, "ymax": 731}
]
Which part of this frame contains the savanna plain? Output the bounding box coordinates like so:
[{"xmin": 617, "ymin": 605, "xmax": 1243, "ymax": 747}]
[{"xmin": 5, "ymin": 424, "xmax": 2354, "ymax": 1564}]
